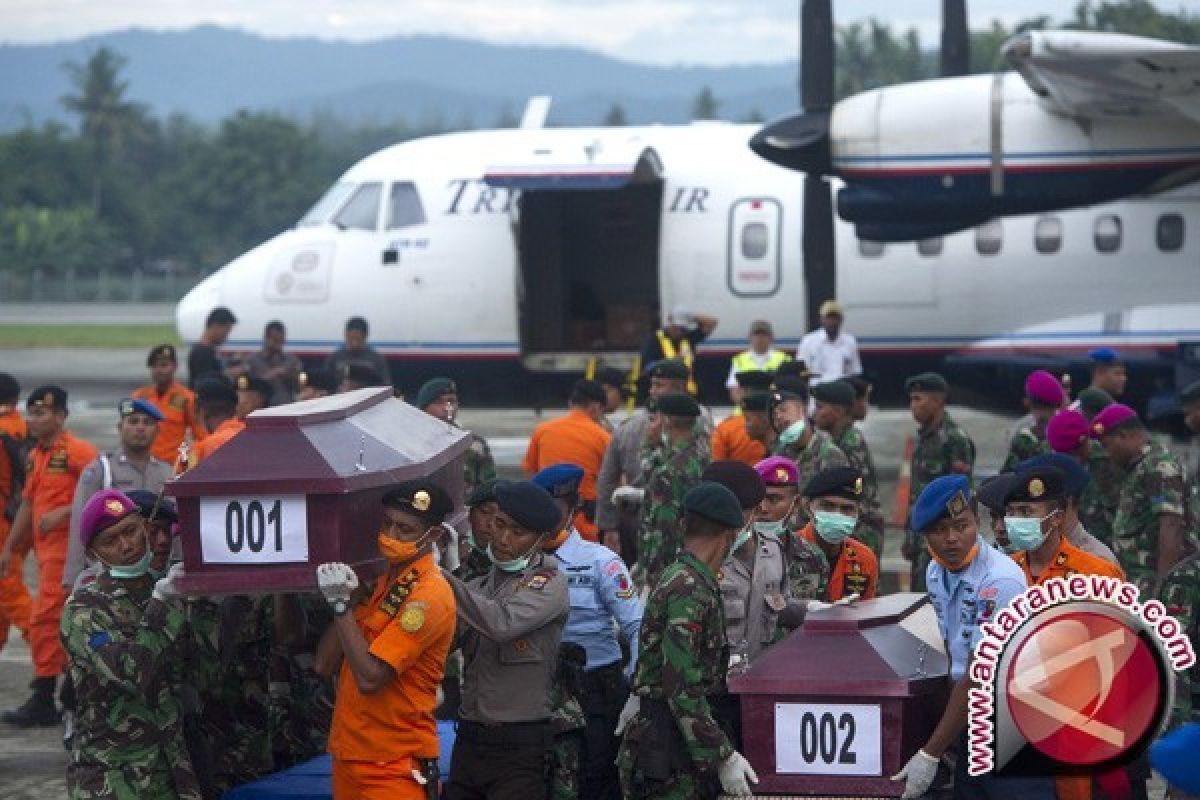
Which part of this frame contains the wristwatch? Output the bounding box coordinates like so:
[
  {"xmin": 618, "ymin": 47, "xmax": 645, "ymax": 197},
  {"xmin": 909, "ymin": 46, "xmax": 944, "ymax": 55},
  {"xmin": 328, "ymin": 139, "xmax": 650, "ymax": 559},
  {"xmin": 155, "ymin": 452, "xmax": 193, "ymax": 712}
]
[{"xmin": 331, "ymin": 599, "xmax": 349, "ymax": 616}]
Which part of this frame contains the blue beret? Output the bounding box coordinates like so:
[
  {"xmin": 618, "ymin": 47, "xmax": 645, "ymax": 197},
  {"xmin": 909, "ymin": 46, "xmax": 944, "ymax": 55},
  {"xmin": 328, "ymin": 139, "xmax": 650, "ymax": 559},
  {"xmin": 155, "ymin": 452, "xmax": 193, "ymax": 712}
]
[
  {"xmin": 1087, "ymin": 347, "xmax": 1120, "ymax": 364},
  {"xmin": 495, "ymin": 480, "xmax": 564, "ymax": 534},
  {"xmin": 1017, "ymin": 454, "xmax": 1089, "ymax": 499},
  {"xmin": 910, "ymin": 474, "xmax": 973, "ymax": 533},
  {"xmin": 683, "ymin": 481, "xmax": 744, "ymax": 529},
  {"xmin": 531, "ymin": 463, "xmax": 584, "ymax": 499},
  {"xmin": 118, "ymin": 397, "xmax": 164, "ymax": 422},
  {"xmin": 1150, "ymin": 722, "xmax": 1200, "ymax": 795}
]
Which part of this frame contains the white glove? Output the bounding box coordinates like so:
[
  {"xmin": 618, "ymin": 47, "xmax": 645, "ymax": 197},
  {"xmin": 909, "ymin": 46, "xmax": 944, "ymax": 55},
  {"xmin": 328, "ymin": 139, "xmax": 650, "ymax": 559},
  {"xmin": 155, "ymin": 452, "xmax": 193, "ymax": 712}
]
[
  {"xmin": 833, "ymin": 592, "xmax": 860, "ymax": 607},
  {"xmin": 891, "ymin": 749, "xmax": 939, "ymax": 799},
  {"xmin": 612, "ymin": 486, "xmax": 645, "ymax": 505},
  {"xmin": 806, "ymin": 599, "xmax": 833, "ymax": 613},
  {"xmin": 152, "ymin": 563, "xmax": 186, "ymax": 605},
  {"xmin": 614, "ymin": 693, "xmax": 641, "ymax": 736},
  {"xmin": 316, "ymin": 562, "xmax": 359, "ymax": 609},
  {"xmin": 718, "ymin": 751, "xmax": 759, "ymax": 797}
]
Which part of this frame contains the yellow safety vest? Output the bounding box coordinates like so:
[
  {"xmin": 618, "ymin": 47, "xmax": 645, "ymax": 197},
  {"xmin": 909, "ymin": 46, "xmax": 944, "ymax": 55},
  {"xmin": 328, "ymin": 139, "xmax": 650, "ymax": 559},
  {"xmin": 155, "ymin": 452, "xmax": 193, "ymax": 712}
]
[
  {"xmin": 731, "ymin": 349, "xmax": 790, "ymax": 375},
  {"xmin": 656, "ymin": 329, "xmax": 698, "ymax": 395}
]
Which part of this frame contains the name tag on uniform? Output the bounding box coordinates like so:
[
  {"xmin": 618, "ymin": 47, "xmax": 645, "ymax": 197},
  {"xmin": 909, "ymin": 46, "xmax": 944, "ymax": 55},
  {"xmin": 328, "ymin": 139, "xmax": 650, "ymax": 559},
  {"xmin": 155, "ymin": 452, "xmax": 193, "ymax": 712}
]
[
  {"xmin": 775, "ymin": 702, "xmax": 882, "ymax": 776},
  {"xmin": 199, "ymin": 495, "xmax": 308, "ymax": 564}
]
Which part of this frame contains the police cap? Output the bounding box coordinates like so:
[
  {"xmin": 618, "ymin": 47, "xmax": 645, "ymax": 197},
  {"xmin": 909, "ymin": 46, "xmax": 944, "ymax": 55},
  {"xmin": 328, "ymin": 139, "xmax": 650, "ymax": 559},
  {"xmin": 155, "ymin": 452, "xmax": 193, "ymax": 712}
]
[
  {"xmin": 236, "ymin": 374, "xmax": 273, "ymax": 401},
  {"xmin": 1017, "ymin": 454, "xmax": 1089, "ymax": 500},
  {"xmin": 740, "ymin": 391, "xmax": 770, "ymax": 412},
  {"xmin": 810, "ymin": 379, "xmax": 855, "ymax": 408},
  {"xmin": 118, "ymin": 397, "xmax": 164, "ymax": 422},
  {"xmin": 26, "ymin": 385, "xmax": 68, "ymax": 413},
  {"xmin": 531, "ymin": 463, "xmax": 585, "ymax": 500},
  {"xmin": 910, "ymin": 474, "xmax": 973, "ymax": 533},
  {"xmin": 734, "ymin": 370, "xmax": 774, "ymax": 391},
  {"xmin": 802, "ymin": 466, "xmax": 864, "ymax": 501},
  {"xmin": 146, "ymin": 344, "xmax": 177, "ymax": 366},
  {"xmin": 1005, "ymin": 465, "xmax": 1066, "ymax": 504},
  {"xmin": 905, "ymin": 372, "xmax": 948, "ymax": 395},
  {"xmin": 382, "ymin": 479, "xmax": 454, "ymax": 525},
  {"xmin": 1179, "ymin": 379, "xmax": 1200, "ymax": 408},
  {"xmin": 683, "ymin": 481, "xmax": 744, "ymax": 529},
  {"xmin": 976, "ymin": 473, "xmax": 1019, "ymax": 515},
  {"xmin": 702, "ymin": 460, "xmax": 766, "ymax": 511},
  {"xmin": 126, "ymin": 489, "xmax": 179, "ymax": 525},
  {"xmin": 416, "ymin": 377, "xmax": 455, "ymax": 408},
  {"xmin": 494, "ymin": 480, "xmax": 563, "ymax": 534},
  {"xmin": 650, "ymin": 392, "xmax": 700, "ymax": 417}
]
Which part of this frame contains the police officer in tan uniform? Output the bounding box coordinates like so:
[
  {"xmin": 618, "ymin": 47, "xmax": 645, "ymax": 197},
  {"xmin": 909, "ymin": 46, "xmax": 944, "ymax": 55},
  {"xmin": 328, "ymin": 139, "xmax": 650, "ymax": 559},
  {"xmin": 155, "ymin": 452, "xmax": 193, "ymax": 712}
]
[{"xmin": 442, "ymin": 480, "xmax": 569, "ymax": 800}]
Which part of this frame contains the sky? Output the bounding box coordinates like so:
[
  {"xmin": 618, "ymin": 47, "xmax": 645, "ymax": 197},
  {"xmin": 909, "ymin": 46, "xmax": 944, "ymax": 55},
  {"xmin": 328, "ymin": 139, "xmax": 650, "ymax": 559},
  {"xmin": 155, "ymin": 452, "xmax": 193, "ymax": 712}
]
[{"xmin": 3, "ymin": 1, "xmax": 1200, "ymax": 65}]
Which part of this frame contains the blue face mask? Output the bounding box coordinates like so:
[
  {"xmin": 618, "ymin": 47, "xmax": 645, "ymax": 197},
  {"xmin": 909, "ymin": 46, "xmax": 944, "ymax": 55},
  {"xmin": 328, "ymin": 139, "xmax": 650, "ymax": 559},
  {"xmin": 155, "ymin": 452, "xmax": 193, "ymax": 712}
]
[
  {"xmin": 487, "ymin": 539, "xmax": 542, "ymax": 573},
  {"xmin": 107, "ymin": 547, "xmax": 153, "ymax": 580},
  {"xmin": 813, "ymin": 510, "xmax": 857, "ymax": 545},
  {"xmin": 1004, "ymin": 512, "xmax": 1056, "ymax": 552}
]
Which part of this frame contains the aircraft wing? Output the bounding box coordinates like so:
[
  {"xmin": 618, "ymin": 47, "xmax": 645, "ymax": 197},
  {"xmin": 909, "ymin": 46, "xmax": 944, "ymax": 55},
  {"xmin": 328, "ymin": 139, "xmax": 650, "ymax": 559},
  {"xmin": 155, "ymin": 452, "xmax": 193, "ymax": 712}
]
[{"xmin": 1004, "ymin": 31, "xmax": 1200, "ymax": 124}]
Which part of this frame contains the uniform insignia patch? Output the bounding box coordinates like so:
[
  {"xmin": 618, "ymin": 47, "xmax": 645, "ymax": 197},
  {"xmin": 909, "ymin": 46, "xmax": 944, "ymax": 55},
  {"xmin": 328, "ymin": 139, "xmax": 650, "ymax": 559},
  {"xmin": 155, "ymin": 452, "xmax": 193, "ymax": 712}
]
[
  {"xmin": 978, "ymin": 586, "xmax": 999, "ymax": 600},
  {"xmin": 615, "ymin": 572, "xmax": 634, "ymax": 599},
  {"xmin": 604, "ymin": 561, "xmax": 623, "ymax": 578},
  {"xmin": 1029, "ymin": 478, "xmax": 1045, "ymax": 498},
  {"xmin": 526, "ymin": 574, "xmax": 548, "ymax": 590},
  {"xmin": 515, "ymin": 638, "xmax": 530, "ymax": 653},
  {"xmin": 169, "ymin": 394, "xmax": 187, "ymax": 410},
  {"xmin": 47, "ymin": 452, "xmax": 69, "ymax": 473},
  {"xmin": 853, "ymin": 477, "xmax": 863, "ymax": 495},
  {"xmin": 236, "ymin": 375, "xmax": 249, "ymax": 390},
  {"xmin": 88, "ymin": 631, "xmax": 111, "ymax": 649},
  {"xmin": 980, "ymin": 600, "xmax": 997, "ymax": 619},
  {"xmin": 1055, "ymin": 552, "xmax": 1068, "ymax": 566},
  {"xmin": 105, "ymin": 499, "xmax": 125, "ymax": 515},
  {"xmin": 412, "ymin": 490, "xmax": 431, "ymax": 511},
  {"xmin": 399, "ymin": 606, "xmax": 425, "ymax": 633},
  {"xmin": 946, "ymin": 491, "xmax": 967, "ymax": 516},
  {"xmin": 765, "ymin": 592, "xmax": 787, "ymax": 612},
  {"xmin": 776, "ymin": 467, "xmax": 789, "ymax": 483}
]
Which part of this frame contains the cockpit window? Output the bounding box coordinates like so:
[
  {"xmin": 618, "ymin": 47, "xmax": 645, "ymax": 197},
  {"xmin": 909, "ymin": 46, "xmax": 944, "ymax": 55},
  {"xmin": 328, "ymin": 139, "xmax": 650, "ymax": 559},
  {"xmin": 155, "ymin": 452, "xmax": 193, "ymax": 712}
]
[
  {"xmin": 333, "ymin": 182, "xmax": 382, "ymax": 231},
  {"xmin": 388, "ymin": 182, "xmax": 426, "ymax": 229},
  {"xmin": 297, "ymin": 182, "xmax": 356, "ymax": 227}
]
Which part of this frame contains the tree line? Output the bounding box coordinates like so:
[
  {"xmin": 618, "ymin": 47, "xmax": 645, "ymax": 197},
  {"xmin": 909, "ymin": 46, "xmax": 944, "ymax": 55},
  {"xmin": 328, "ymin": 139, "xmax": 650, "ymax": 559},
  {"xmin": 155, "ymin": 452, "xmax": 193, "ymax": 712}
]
[{"xmin": 1, "ymin": 0, "xmax": 1195, "ymax": 281}]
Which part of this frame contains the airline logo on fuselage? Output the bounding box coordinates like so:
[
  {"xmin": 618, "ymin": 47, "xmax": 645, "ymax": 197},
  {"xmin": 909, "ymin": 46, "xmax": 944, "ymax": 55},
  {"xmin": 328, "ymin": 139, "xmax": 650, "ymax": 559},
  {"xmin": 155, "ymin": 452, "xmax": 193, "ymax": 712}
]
[{"xmin": 444, "ymin": 179, "xmax": 712, "ymax": 216}]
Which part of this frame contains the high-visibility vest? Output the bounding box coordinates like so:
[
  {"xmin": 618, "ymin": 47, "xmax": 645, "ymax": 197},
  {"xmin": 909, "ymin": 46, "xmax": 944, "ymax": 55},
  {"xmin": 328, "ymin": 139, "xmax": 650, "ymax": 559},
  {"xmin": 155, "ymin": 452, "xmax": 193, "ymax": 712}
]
[
  {"xmin": 656, "ymin": 330, "xmax": 698, "ymax": 395},
  {"xmin": 730, "ymin": 349, "xmax": 790, "ymax": 375}
]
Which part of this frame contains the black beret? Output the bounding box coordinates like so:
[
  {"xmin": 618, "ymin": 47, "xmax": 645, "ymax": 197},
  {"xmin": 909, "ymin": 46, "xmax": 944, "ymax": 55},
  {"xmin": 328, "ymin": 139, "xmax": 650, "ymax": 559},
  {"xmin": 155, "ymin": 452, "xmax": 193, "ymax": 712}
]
[
  {"xmin": 0, "ymin": 373, "xmax": 19, "ymax": 404},
  {"xmin": 683, "ymin": 481, "xmax": 744, "ymax": 529},
  {"xmin": 702, "ymin": 460, "xmax": 766, "ymax": 510},
  {"xmin": 651, "ymin": 392, "xmax": 700, "ymax": 417},
  {"xmin": 298, "ymin": 369, "xmax": 339, "ymax": 394},
  {"xmin": 416, "ymin": 377, "xmax": 455, "ymax": 408},
  {"xmin": 776, "ymin": 360, "xmax": 812, "ymax": 379},
  {"xmin": 236, "ymin": 374, "xmax": 273, "ymax": 400},
  {"xmin": 382, "ymin": 479, "xmax": 454, "ymax": 524},
  {"xmin": 495, "ymin": 480, "xmax": 563, "ymax": 534},
  {"xmin": 1179, "ymin": 379, "xmax": 1200, "ymax": 407},
  {"xmin": 195, "ymin": 378, "xmax": 237, "ymax": 408},
  {"xmin": 905, "ymin": 372, "xmax": 949, "ymax": 395},
  {"xmin": 976, "ymin": 473, "xmax": 1019, "ymax": 514},
  {"xmin": 571, "ymin": 379, "xmax": 607, "ymax": 405},
  {"xmin": 647, "ymin": 359, "xmax": 690, "ymax": 382},
  {"xmin": 126, "ymin": 489, "xmax": 179, "ymax": 524},
  {"xmin": 467, "ymin": 480, "xmax": 498, "ymax": 507},
  {"xmin": 735, "ymin": 370, "xmax": 774, "ymax": 391},
  {"xmin": 741, "ymin": 391, "xmax": 770, "ymax": 412},
  {"xmin": 1005, "ymin": 465, "xmax": 1067, "ymax": 505},
  {"xmin": 26, "ymin": 385, "xmax": 68, "ymax": 413},
  {"xmin": 811, "ymin": 380, "xmax": 856, "ymax": 407},
  {"xmin": 147, "ymin": 344, "xmax": 177, "ymax": 366},
  {"xmin": 803, "ymin": 466, "xmax": 864, "ymax": 501},
  {"xmin": 345, "ymin": 364, "xmax": 384, "ymax": 387}
]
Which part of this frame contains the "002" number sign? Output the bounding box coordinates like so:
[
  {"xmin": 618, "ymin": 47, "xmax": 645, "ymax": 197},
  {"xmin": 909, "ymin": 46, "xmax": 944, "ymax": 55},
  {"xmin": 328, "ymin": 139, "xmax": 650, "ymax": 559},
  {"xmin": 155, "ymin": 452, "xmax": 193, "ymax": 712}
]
[
  {"xmin": 775, "ymin": 702, "xmax": 882, "ymax": 776},
  {"xmin": 200, "ymin": 495, "xmax": 308, "ymax": 564}
]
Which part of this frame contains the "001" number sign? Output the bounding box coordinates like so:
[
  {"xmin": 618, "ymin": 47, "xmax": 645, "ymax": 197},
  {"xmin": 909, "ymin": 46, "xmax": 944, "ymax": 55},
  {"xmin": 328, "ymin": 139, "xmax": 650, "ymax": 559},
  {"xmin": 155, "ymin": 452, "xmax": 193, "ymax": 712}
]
[{"xmin": 200, "ymin": 495, "xmax": 308, "ymax": 564}]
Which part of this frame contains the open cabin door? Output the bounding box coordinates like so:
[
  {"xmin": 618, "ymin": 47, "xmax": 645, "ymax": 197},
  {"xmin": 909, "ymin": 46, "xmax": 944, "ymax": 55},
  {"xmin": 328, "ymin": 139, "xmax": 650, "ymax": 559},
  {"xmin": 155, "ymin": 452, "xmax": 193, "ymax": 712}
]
[{"xmin": 484, "ymin": 141, "xmax": 664, "ymax": 371}]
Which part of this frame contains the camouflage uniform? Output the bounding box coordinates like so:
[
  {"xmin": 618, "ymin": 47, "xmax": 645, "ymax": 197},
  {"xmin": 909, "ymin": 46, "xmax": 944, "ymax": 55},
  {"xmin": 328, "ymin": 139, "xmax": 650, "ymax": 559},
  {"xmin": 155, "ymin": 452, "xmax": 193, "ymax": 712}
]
[
  {"xmin": 834, "ymin": 424, "xmax": 884, "ymax": 557},
  {"xmin": 548, "ymin": 644, "xmax": 588, "ymax": 800},
  {"xmin": 457, "ymin": 545, "xmax": 493, "ymax": 584},
  {"xmin": 61, "ymin": 573, "xmax": 201, "ymax": 800},
  {"xmin": 269, "ymin": 594, "xmax": 334, "ymax": 769},
  {"xmin": 780, "ymin": 533, "xmax": 830, "ymax": 638},
  {"xmin": 1080, "ymin": 441, "xmax": 1123, "ymax": 549},
  {"xmin": 1112, "ymin": 440, "xmax": 1188, "ymax": 597},
  {"xmin": 464, "ymin": 432, "xmax": 496, "ymax": 502},
  {"xmin": 906, "ymin": 414, "xmax": 975, "ymax": 592},
  {"xmin": 1160, "ymin": 551, "xmax": 1199, "ymax": 728},
  {"xmin": 633, "ymin": 428, "xmax": 710, "ymax": 590},
  {"xmin": 1001, "ymin": 424, "xmax": 1050, "ymax": 473},
  {"xmin": 617, "ymin": 552, "xmax": 734, "ymax": 799},
  {"xmin": 186, "ymin": 595, "xmax": 275, "ymax": 793},
  {"xmin": 773, "ymin": 428, "xmax": 848, "ymax": 528}
]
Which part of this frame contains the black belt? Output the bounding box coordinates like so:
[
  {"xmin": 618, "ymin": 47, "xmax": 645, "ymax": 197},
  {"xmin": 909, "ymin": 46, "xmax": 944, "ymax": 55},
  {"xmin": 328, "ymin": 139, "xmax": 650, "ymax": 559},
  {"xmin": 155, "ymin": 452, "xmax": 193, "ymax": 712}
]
[{"xmin": 457, "ymin": 718, "xmax": 549, "ymax": 747}]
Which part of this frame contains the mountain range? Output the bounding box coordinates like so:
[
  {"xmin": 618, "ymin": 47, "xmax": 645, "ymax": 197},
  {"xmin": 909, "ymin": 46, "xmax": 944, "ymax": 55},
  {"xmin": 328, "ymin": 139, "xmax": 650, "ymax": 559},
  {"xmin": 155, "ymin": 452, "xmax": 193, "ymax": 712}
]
[{"xmin": 0, "ymin": 25, "xmax": 802, "ymax": 131}]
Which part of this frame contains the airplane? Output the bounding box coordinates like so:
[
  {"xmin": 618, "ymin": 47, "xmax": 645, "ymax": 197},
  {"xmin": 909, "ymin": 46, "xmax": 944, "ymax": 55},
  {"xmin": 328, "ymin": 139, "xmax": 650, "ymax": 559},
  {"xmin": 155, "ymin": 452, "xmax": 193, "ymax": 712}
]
[{"xmin": 175, "ymin": 31, "xmax": 1200, "ymax": 411}]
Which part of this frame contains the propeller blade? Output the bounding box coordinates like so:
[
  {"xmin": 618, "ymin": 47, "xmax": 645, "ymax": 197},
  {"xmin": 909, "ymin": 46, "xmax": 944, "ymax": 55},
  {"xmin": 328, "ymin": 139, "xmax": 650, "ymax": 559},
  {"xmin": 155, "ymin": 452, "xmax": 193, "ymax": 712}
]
[
  {"xmin": 803, "ymin": 176, "xmax": 836, "ymax": 331},
  {"xmin": 941, "ymin": 0, "xmax": 970, "ymax": 77},
  {"xmin": 801, "ymin": 0, "xmax": 835, "ymax": 111}
]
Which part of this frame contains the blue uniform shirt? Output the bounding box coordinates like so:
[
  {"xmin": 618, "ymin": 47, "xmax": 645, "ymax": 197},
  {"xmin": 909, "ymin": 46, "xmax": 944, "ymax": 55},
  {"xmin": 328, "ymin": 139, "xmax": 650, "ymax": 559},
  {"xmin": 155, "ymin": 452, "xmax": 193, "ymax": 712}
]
[
  {"xmin": 926, "ymin": 539, "xmax": 1027, "ymax": 681},
  {"xmin": 555, "ymin": 529, "xmax": 643, "ymax": 673}
]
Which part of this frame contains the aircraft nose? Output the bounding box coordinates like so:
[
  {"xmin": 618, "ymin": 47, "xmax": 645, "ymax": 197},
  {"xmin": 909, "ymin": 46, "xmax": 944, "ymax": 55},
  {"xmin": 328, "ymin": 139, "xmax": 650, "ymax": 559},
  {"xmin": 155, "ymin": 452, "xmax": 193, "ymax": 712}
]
[{"xmin": 176, "ymin": 272, "xmax": 225, "ymax": 342}]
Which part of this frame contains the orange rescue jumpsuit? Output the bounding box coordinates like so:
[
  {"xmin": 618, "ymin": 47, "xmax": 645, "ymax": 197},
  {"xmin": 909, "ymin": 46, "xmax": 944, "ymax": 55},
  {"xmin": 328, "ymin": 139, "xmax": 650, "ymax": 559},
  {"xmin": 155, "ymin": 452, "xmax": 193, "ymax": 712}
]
[
  {"xmin": 328, "ymin": 552, "xmax": 456, "ymax": 800},
  {"xmin": 188, "ymin": 417, "xmax": 245, "ymax": 467},
  {"xmin": 800, "ymin": 523, "xmax": 879, "ymax": 602},
  {"xmin": 23, "ymin": 430, "xmax": 97, "ymax": 677},
  {"xmin": 0, "ymin": 415, "xmax": 32, "ymax": 650},
  {"xmin": 711, "ymin": 414, "xmax": 767, "ymax": 467},
  {"xmin": 522, "ymin": 409, "xmax": 611, "ymax": 541},
  {"xmin": 133, "ymin": 382, "xmax": 207, "ymax": 464}
]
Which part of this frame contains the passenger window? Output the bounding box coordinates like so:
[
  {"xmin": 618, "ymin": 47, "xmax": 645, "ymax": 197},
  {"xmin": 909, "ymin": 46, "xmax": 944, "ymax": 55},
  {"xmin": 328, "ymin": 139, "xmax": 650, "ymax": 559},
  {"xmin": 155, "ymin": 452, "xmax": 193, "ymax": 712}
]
[
  {"xmin": 917, "ymin": 236, "xmax": 943, "ymax": 257},
  {"xmin": 741, "ymin": 222, "xmax": 769, "ymax": 259},
  {"xmin": 333, "ymin": 182, "xmax": 382, "ymax": 231},
  {"xmin": 1157, "ymin": 213, "xmax": 1185, "ymax": 252},
  {"xmin": 388, "ymin": 182, "xmax": 426, "ymax": 229},
  {"xmin": 1034, "ymin": 216, "xmax": 1063, "ymax": 254},
  {"xmin": 976, "ymin": 220, "xmax": 1002, "ymax": 255},
  {"xmin": 1093, "ymin": 214, "xmax": 1121, "ymax": 253},
  {"xmin": 858, "ymin": 238, "xmax": 884, "ymax": 258}
]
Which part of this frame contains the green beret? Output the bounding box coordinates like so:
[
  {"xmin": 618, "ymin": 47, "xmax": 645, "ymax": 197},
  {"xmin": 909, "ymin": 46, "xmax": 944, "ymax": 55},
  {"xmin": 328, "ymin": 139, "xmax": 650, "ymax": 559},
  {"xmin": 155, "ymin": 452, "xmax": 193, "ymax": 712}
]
[
  {"xmin": 416, "ymin": 377, "xmax": 456, "ymax": 409},
  {"xmin": 905, "ymin": 372, "xmax": 948, "ymax": 395},
  {"xmin": 1077, "ymin": 387, "xmax": 1114, "ymax": 419},
  {"xmin": 651, "ymin": 392, "xmax": 700, "ymax": 417},
  {"xmin": 740, "ymin": 391, "xmax": 770, "ymax": 412},
  {"xmin": 648, "ymin": 359, "xmax": 690, "ymax": 382},
  {"xmin": 810, "ymin": 380, "xmax": 855, "ymax": 408},
  {"xmin": 683, "ymin": 481, "xmax": 744, "ymax": 529},
  {"xmin": 1181, "ymin": 379, "xmax": 1200, "ymax": 408}
]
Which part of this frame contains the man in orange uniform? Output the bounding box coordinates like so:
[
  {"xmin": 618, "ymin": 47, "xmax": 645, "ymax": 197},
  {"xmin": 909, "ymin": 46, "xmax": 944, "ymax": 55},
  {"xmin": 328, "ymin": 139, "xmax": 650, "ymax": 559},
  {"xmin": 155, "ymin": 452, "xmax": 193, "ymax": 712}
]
[
  {"xmin": 712, "ymin": 391, "xmax": 772, "ymax": 467},
  {"xmin": 0, "ymin": 386, "xmax": 97, "ymax": 726},
  {"xmin": 0, "ymin": 373, "xmax": 32, "ymax": 654},
  {"xmin": 522, "ymin": 379, "xmax": 611, "ymax": 541},
  {"xmin": 798, "ymin": 466, "xmax": 879, "ymax": 602},
  {"xmin": 315, "ymin": 479, "xmax": 457, "ymax": 800},
  {"xmin": 188, "ymin": 378, "xmax": 245, "ymax": 467},
  {"xmin": 133, "ymin": 344, "xmax": 207, "ymax": 465}
]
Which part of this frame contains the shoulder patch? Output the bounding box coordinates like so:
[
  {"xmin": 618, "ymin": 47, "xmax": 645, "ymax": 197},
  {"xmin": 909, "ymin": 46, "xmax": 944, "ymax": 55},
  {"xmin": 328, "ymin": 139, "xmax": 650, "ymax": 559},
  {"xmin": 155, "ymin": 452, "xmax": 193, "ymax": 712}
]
[
  {"xmin": 603, "ymin": 560, "xmax": 624, "ymax": 578},
  {"xmin": 169, "ymin": 394, "xmax": 188, "ymax": 410},
  {"xmin": 399, "ymin": 605, "xmax": 425, "ymax": 633},
  {"xmin": 525, "ymin": 574, "xmax": 549, "ymax": 591},
  {"xmin": 978, "ymin": 586, "xmax": 999, "ymax": 600},
  {"xmin": 87, "ymin": 631, "xmax": 112, "ymax": 649}
]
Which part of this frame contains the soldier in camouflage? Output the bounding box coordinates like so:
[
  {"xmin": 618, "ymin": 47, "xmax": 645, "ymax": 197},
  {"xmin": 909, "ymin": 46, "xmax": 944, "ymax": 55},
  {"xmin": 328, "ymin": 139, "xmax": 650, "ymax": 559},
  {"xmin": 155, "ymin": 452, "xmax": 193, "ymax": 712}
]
[
  {"xmin": 269, "ymin": 593, "xmax": 334, "ymax": 769},
  {"xmin": 1094, "ymin": 403, "xmax": 1192, "ymax": 597},
  {"xmin": 1001, "ymin": 370, "xmax": 1064, "ymax": 473},
  {"xmin": 903, "ymin": 373, "xmax": 975, "ymax": 592},
  {"xmin": 616, "ymin": 482, "xmax": 759, "ymax": 799},
  {"xmin": 415, "ymin": 377, "xmax": 497, "ymax": 502},
  {"xmin": 810, "ymin": 380, "xmax": 883, "ymax": 556},
  {"xmin": 1159, "ymin": 551, "xmax": 1198, "ymax": 727},
  {"xmin": 62, "ymin": 489, "xmax": 201, "ymax": 800},
  {"xmin": 548, "ymin": 643, "xmax": 588, "ymax": 800},
  {"xmin": 1181, "ymin": 379, "xmax": 1200, "ymax": 547},
  {"xmin": 631, "ymin": 393, "xmax": 710, "ymax": 591},
  {"xmin": 768, "ymin": 387, "xmax": 848, "ymax": 529}
]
